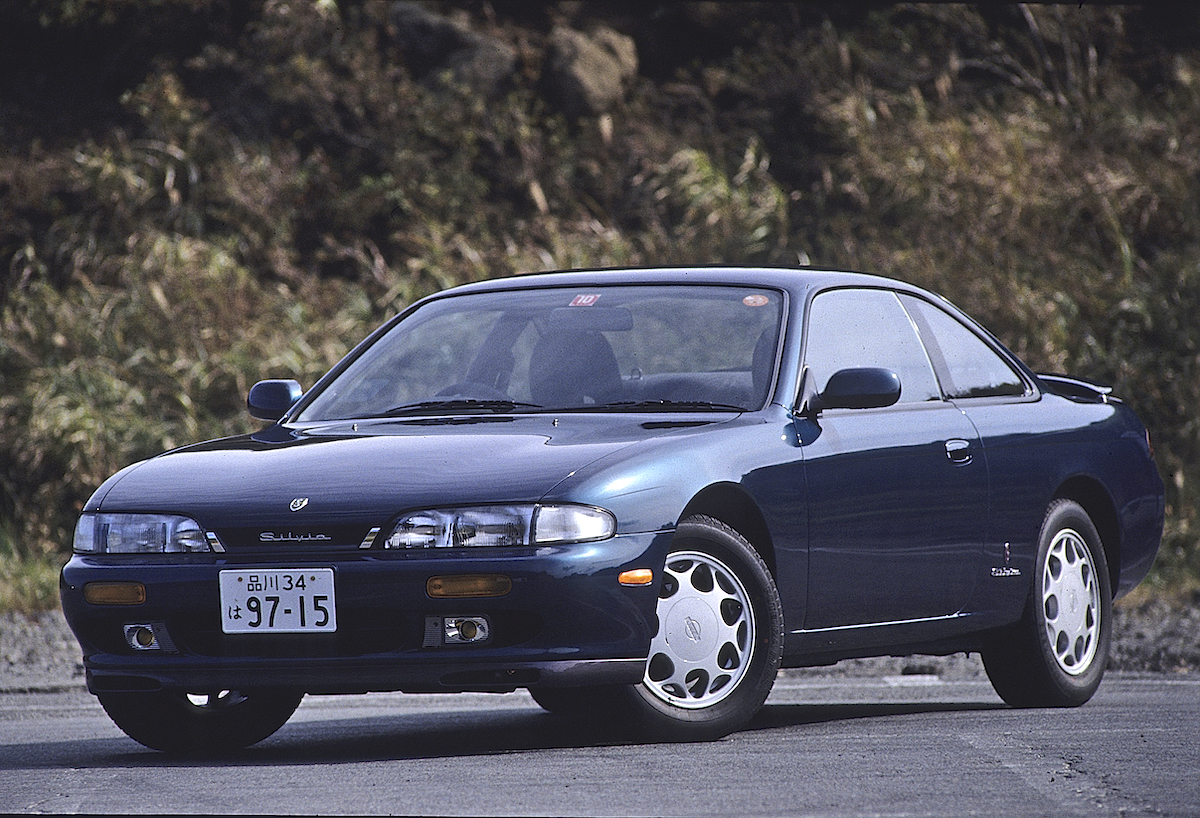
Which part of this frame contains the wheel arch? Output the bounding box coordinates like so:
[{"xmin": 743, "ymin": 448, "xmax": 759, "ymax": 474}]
[
  {"xmin": 1052, "ymin": 476, "xmax": 1120, "ymax": 592},
  {"xmin": 679, "ymin": 483, "xmax": 777, "ymax": 578}
]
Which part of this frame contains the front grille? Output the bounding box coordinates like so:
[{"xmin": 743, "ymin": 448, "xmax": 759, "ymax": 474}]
[{"xmin": 213, "ymin": 524, "xmax": 378, "ymax": 551}]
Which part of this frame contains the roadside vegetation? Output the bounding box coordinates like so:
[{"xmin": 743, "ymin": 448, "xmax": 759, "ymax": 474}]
[{"xmin": 2, "ymin": 2, "xmax": 1197, "ymax": 611}]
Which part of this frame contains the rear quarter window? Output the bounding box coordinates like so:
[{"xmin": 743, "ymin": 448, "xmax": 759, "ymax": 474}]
[{"xmin": 899, "ymin": 294, "xmax": 1028, "ymax": 399}]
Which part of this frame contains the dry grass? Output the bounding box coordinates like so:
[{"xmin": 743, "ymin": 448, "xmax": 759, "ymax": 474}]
[{"xmin": 1, "ymin": 2, "xmax": 1197, "ymax": 610}]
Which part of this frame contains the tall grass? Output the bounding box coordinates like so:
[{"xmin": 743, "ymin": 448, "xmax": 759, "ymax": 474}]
[
  {"xmin": 0, "ymin": 523, "xmax": 61, "ymax": 613},
  {"xmin": 1, "ymin": 2, "xmax": 1197, "ymax": 610}
]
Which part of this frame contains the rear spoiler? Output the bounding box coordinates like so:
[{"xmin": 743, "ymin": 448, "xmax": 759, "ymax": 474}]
[{"xmin": 1037, "ymin": 373, "xmax": 1117, "ymax": 404}]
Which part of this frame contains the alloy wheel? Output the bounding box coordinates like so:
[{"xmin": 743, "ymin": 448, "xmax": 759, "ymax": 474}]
[{"xmin": 643, "ymin": 550, "xmax": 755, "ymax": 709}]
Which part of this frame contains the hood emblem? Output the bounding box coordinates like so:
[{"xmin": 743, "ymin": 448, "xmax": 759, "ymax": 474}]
[{"xmin": 289, "ymin": 497, "xmax": 309, "ymax": 512}]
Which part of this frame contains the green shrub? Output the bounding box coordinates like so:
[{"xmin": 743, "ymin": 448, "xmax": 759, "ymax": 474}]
[{"xmin": 1, "ymin": 2, "xmax": 1197, "ymax": 610}]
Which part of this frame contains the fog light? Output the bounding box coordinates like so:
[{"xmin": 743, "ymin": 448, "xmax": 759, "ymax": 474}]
[
  {"xmin": 444, "ymin": 616, "xmax": 490, "ymax": 644},
  {"xmin": 85, "ymin": 582, "xmax": 146, "ymax": 605},
  {"xmin": 122, "ymin": 622, "xmax": 177, "ymax": 653},
  {"xmin": 124, "ymin": 624, "xmax": 158, "ymax": 650}
]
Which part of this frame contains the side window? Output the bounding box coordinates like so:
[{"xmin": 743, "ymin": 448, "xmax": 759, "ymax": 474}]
[
  {"xmin": 804, "ymin": 289, "xmax": 940, "ymax": 404},
  {"xmin": 899, "ymin": 295, "xmax": 1028, "ymax": 399}
]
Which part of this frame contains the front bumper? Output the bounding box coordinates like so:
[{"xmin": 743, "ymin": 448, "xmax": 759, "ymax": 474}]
[{"xmin": 60, "ymin": 531, "xmax": 669, "ymax": 695}]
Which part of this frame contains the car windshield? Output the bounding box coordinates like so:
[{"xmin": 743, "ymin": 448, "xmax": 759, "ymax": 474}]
[{"xmin": 296, "ymin": 284, "xmax": 784, "ymax": 420}]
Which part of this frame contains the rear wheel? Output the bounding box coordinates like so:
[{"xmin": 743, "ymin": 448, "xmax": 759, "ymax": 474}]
[
  {"xmin": 982, "ymin": 499, "xmax": 1112, "ymax": 707},
  {"xmin": 531, "ymin": 516, "xmax": 782, "ymax": 740},
  {"xmin": 97, "ymin": 688, "xmax": 303, "ymax": 755}
]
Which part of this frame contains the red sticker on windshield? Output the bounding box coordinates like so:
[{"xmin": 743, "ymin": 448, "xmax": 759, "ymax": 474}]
[
  {"xmin": 743, "ymin": 294, "xmax": 770, "ymax": 307},
  {"xmin": 569, "ymin": 294, "xmax": 602, "ymax": 307}
]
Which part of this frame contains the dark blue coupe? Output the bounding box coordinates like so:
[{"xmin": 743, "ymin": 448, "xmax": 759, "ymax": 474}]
[{"xmin": 60, "ymin": 267, "xmax": 1164, "ymax": 752}]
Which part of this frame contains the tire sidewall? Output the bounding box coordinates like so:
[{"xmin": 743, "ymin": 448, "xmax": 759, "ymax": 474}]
[
  {"xmin": 628, "ymin": 515, "xmax": 783, "ymax": 739},
  {"xmin": 1031, "ymin": 500, "xmax": 1113, "ymax": 705}
]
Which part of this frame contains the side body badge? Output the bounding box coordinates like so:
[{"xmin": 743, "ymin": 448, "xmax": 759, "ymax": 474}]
[{"xmin": 990, "ymin": 541, "xmax": 1021, "ymax": 578}]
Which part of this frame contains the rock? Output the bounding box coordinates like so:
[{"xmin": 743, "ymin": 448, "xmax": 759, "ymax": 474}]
[
  {"xmin": 1110, "ymin": 595, "xmax": 1200, "ymax": 673},
  {"xmin": 0, "ymin": 610, "xmax": 84, "ymax": 692},
  {"xmin": 543, "ymin": 25, "xmax": 638, "ymax": 117},
  {"xmin": 389, "ymin": 1, "xmax": 517, "ymax": 98}
]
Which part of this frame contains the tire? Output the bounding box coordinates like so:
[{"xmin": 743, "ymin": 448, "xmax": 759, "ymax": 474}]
[
  {"xmin": 982, "ymin": 499, "xmax": 1112, "ymax": 708},
  {"xmin": 97, "ymin": 688, "xmax": 304, "ymax": 755},
  {"xmin": 557, "ymin": 516, "xmax": 783, "ymax": 741}
]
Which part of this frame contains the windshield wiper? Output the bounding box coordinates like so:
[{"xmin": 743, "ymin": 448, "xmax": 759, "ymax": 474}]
[
  {"xmin": 591, "ymin": 399, "xmax": 747, "ymax": 412},
  {"xmin": 382, "ymin": 399, "xmax": 542, "ymax": 416}
]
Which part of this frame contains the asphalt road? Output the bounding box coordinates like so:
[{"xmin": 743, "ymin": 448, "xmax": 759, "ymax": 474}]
[{"xmin": 1, "ymin": 671, "xmax": 1197, "ymax": 816}]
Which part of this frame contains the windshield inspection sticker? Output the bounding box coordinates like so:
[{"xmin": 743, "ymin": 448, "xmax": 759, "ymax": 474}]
[{"xmin": 569, "ymin": 294, "xmax": 601, "ymax": 307}]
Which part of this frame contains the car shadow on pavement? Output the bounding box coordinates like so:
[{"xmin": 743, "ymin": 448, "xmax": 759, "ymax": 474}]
[
  {"xmin": 234, "ymin": 700, "xmax": 1005, "ymax": 765},
  {"xmin": 1, "ymin": 697, "xmax": 1009, "ymax": 768},
  {"xmin": 747, "ymin": 699, "xmax": 1008, "ymax": 733},
  {"xmin": 0, "ymin": 683, "xmax": 1012, "ymax": 769}
]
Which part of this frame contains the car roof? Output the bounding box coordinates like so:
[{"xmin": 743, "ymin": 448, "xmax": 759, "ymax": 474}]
[{"xmin": 431, "ymin": 266, "xmax": 924, "ymax": 301}]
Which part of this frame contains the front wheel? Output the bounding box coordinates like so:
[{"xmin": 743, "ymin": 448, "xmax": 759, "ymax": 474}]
[
  {"xmin": 97, "ymin": 688, "xmax": 304, "ymax": 755},
  {"xmin": 982, "ymin": 499, "xmax": 1112, "ymax": 707},
  {"xmin": 600, "ymin": 516, "xmax": 783, "ymax": 740},
  {"xmin": 530, "ymin": 517, "xmax": 782, "ymax": 740}
]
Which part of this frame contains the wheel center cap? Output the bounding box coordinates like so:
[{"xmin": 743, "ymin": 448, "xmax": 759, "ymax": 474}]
[
  {"xmin": 1062, "ymin": 569, "xmax": 1087, "ymax": 618},
  {"xmin": 663, "ymin": 597, "xmax": 719, "ymax": 662}
]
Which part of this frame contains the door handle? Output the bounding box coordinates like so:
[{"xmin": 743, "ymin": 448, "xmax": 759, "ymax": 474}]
[{"xmin": 945, "ymin": 439, "xmax": 973, "ymax": 464}]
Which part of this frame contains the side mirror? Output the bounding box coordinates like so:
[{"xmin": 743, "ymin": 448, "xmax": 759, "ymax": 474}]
[
  {"xmin": 247, "ymin": 379, "xmax": 303, "ymax": 421},
  {"xmin": 820, "ymin": 367, "xmax": 901, "ymax": 411}
]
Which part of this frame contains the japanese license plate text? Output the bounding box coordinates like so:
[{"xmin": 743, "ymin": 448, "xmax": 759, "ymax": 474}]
[{"xmin": 220, "ymin": 568, "xmax": 336, "ymax": 633}]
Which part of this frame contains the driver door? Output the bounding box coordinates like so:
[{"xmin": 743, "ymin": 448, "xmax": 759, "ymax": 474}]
[{"xmin": 797, "ymin": 288, "xmax": 987, "ymax": 632}]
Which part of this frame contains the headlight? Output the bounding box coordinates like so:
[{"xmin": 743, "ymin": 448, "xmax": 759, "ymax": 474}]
[
  {"xmin": 73, "ymin": 513, "xmax": 211, "ymax": 554},
  {"xmin": 533, "ymin": 504, "xmax": 616, "ymax": 543},
  {"xmin": 385, "ymin": 504, "xmax": 615, "ymax": 549}
]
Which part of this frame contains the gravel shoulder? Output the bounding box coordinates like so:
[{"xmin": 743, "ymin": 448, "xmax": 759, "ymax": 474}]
[{"xmin": 3, "ymin": 596, "xmax": 1196, "ymax": 695}]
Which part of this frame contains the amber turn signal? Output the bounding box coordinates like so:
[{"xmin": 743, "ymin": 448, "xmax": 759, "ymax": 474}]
[
  {"xmin": 618, "ymin": 568, "xmax": 654, "ymax": 586},
  {"xmin": 427, "ymin": 574, "xmax": 512, "ymax": 598},
  {"xmin": 83, "ymin": 582, "xmax": 146, "ymax": 605}
]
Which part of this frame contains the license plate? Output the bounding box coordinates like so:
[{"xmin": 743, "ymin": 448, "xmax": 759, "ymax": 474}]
[{"xmin": 219, "ymin": 568, "xmax": 336, "ymax": 634}]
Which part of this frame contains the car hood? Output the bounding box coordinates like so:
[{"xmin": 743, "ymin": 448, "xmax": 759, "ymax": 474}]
[{"xmin": 90, "ymin": 414, "xmax": 730, "ymax": 541}]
